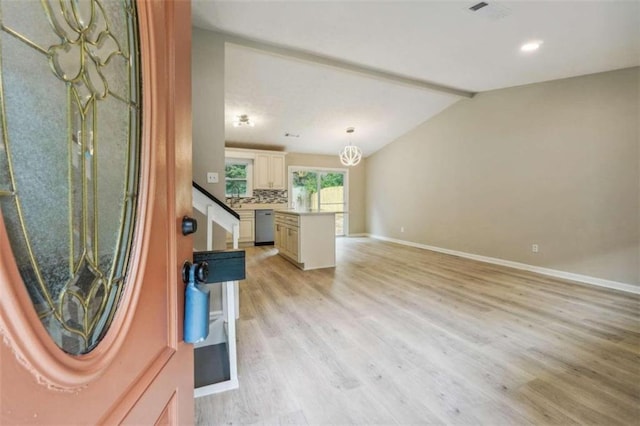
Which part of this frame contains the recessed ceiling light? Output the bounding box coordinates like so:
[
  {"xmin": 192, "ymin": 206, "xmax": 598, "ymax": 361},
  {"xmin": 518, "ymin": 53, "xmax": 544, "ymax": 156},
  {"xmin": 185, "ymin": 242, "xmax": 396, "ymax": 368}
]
[{"xmin": 521, "ymin": 40, "xmax": 543, "ymax": 52}]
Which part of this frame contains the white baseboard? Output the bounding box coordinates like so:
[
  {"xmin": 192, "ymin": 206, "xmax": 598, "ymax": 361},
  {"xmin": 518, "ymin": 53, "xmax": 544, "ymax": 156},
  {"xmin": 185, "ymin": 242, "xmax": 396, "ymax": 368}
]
[
  {"xmin": 194, "ymin": 378, "xmax": 239, "ymax": 398},
  {"xmin": 367, "ymin": 234, "xmax": 639, "ymax": 295},
  {"xmin": 346, "ymin": 233, "xmax": 369, "ymax": 237}
]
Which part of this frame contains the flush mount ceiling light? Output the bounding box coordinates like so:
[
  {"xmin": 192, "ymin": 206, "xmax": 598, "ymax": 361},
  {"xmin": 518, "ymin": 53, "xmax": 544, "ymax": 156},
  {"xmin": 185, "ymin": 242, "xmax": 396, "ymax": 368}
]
[
  {"xmin": 339, "ymin": 127, "xmax": 362, "ymax": 167},
  {"xmin": 521, "ymin": 40, "xmax": 543, "ymax": 52},
  {"xmin": 233, "ymin": 114, "xmax": 255, "ymax": 127}
]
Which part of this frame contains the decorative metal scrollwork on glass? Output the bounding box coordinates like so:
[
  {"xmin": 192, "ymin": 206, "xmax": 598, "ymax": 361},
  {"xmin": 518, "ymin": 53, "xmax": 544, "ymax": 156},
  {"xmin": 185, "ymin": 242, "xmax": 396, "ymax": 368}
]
[{"xmin": 0, "ymin": 0, "xmax": 141, "ymax": 355}]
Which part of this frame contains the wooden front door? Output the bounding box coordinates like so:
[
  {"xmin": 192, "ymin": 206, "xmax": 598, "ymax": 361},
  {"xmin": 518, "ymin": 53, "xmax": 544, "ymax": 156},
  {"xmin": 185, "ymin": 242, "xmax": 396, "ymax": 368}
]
[{"xmin": 0, "ymin": 1, "xmax": 194, "ymax": 424}]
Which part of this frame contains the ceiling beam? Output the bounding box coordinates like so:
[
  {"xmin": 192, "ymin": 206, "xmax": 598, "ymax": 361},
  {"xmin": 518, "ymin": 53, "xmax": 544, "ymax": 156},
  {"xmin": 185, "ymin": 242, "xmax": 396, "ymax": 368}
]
[{"xmin": 212, "ymin": 30, "xmax": 476, "ymax": 99}]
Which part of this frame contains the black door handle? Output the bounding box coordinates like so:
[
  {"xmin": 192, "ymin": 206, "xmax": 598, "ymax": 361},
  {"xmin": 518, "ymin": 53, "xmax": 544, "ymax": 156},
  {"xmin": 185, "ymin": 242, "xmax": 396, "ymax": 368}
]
[{"xmin": 182, "ymin": 216, "xmax": 198, "ymax": 235}]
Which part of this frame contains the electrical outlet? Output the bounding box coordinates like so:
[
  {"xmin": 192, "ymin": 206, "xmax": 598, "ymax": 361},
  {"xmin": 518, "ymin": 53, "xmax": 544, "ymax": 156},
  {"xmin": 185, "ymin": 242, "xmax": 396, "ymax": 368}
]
[
  {"xmin": 532, "ymin": 244, "xmax": 539, "ymax": 253},
  {"xmin": 207, "ymin": 172, "xmax": 219, "ymax": 184},
  {"xmin": 400, "ymin": 226, "xmax": 405, "ymax": 233}
]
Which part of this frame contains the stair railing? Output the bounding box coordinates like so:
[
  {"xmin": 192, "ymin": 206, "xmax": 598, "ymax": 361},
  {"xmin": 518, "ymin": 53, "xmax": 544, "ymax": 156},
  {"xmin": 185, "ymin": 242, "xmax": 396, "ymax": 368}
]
[{"xmin": 192, "ymin": 181, "xmax": 240, "ymax": 250}]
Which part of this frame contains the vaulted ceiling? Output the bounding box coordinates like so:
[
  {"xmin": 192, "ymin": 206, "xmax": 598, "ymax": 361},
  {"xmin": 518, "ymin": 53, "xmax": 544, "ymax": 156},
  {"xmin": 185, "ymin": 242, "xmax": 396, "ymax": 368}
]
[{"xmin": 192, "ymin": 1, "xmax": 640, "ymax": 157}]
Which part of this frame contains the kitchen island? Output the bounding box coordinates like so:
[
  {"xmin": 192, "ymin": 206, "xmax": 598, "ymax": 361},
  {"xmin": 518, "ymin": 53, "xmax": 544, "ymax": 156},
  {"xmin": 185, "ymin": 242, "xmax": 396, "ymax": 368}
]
[{"xmin": 274, "ymin": 210, "xmax": 336, "ymax": 270}]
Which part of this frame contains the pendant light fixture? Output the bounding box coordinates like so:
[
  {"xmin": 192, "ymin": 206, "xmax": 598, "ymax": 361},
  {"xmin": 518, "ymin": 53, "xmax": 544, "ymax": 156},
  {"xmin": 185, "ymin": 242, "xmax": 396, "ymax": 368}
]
[
  {"xmin": 339, "ymin": 127, "xmax": 362, "ymax": 166},
  {"xmin": 233, "ymin": 114, "xmax": 255, "ymax": 127}
]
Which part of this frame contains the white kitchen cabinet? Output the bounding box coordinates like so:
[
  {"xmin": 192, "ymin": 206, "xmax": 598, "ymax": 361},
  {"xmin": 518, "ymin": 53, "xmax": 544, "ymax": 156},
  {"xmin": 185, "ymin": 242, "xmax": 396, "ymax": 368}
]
[
  {"xmin": 287, "ymin": 227, "xmax": 299, "ymax": 259},
  {"xmin": 239, "ymin": 211, "xmax": 254, "ymax": 242},
  {"xmin": 270, "ymin": 155, "xmax": 285, "ymax": 188},
  {"xmin": 254, "ymin": 153, "xmax": 286, "ymax": 190},
  {"xmin": 226, "ymin": 210, "xmax": 254, "ymax": 244},
  {"xmin": 275, "ymin": 213, "xmax": 298, "ymax": 260},
  {"xmin": 274, "ymin": 219, "xmax": 288, "ymax": 256},
  {"xmin": 275, "ymin": 211, "xmax": 335, "ymax": 270}
]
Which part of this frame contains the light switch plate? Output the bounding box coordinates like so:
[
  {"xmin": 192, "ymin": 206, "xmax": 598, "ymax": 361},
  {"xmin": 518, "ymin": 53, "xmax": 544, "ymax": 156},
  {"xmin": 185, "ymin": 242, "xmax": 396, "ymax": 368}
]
[{"xmin": 207, "ymin": 172, "xmax": 219, "ymax": 184}]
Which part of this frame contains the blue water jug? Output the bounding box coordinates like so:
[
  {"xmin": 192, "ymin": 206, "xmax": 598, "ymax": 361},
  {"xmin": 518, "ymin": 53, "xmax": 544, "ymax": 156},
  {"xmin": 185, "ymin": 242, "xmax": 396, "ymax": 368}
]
[{"xmin": 184, "ymin": 262, "xmax": 210, "ymax": 344}]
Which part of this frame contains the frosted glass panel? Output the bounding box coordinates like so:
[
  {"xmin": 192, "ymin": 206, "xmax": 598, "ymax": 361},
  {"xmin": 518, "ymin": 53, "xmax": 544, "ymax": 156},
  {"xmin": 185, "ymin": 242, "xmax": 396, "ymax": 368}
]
[
  {"xmin": 0, "ymin": 119, "xmax": 10, "ymax": 192},
  {"xmin": 96, "ymin": 95, "xmax": 128, "ymax": 274},
  {"xmin": 0, "ymin": 0, "xmax": 141, "ymax": 355},
  {"xmin": 1, "ymin": 31, "xmax": 70, "ymax": 294},
  {"xmin": 1, "ymin": 0, "xmax": 60, "ymax": 53}
]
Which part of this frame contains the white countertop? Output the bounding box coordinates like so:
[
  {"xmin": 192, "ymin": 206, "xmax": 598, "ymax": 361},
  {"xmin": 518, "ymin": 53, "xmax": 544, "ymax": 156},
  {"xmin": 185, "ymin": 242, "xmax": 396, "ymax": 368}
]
[
  {"xmin": 226, "ymin": 203, "xmax": 341, "ymax": 215},
  {"xmin": 277, "ymin": 209, "xmax": 339, "ymax": 216},
  {"xmin": 227, "ymin": 203, "xmax": 288, "ymax": 211}
]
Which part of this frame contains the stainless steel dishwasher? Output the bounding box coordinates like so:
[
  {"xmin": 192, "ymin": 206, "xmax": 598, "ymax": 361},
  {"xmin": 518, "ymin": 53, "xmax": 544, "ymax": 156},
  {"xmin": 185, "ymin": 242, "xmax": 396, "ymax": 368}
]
[{"xmin": 254, "ymin": 209, "xmax": 274, "ymax": 246}]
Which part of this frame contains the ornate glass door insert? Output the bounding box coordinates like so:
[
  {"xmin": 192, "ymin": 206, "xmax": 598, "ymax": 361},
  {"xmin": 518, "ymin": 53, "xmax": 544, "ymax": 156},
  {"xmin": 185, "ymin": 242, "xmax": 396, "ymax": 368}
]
[{"xmin": 0, "ymin": 0, "xmax": 141, "ymax": 355}]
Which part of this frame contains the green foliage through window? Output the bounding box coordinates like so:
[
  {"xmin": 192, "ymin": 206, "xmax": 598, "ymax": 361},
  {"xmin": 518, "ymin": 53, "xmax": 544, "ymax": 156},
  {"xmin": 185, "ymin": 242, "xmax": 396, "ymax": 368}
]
[
  {"xmin": 321, "ymin": 173, "xmax": 343, "ymax": 188},
  {"xmin": 225, "ymin": 164, "xmax": 246, "ymax": 179},
  {"xmin": 293, "ymin": 171, "xmax": 318, "ymax": 195},
  {"xmin": 226, "ymin": 162, "xmax": 250, "ymax": 197}
]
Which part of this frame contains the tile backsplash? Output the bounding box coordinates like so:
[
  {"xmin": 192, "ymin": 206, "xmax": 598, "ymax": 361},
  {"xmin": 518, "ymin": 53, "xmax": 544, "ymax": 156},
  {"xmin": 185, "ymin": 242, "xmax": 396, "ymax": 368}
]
[{"xmin": 226, "ymin": 189, "xmax": 288, "ymax": 204}]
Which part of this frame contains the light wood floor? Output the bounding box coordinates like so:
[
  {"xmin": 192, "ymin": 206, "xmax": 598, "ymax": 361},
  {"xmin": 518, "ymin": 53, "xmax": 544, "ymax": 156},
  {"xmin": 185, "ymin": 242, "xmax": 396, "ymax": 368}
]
[{"xmin": 195, "ymin": 238, "xmax": 640, "ymax": 425}]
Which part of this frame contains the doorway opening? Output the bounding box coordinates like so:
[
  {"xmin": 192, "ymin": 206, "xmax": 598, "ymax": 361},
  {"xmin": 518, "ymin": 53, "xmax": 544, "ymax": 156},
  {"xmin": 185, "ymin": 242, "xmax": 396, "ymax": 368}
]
[{"xmin": 288, "ymin": 167, "xmax": 348, "ymax": 236}]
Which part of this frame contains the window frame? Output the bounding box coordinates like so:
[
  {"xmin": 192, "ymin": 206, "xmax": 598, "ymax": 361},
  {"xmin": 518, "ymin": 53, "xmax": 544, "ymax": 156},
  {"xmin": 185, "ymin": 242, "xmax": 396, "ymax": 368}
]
[{"xmin": 225, "ymin": 158, "xmax": 253, "ymax": 198}]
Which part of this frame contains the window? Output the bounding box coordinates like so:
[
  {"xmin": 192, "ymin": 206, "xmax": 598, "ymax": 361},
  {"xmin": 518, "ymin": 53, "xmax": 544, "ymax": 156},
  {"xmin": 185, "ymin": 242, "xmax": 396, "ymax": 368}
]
[
  {"xmin": 0, "ymin": 0, "xmax": 141, "ymax": 355},
  {"xmin": 289, "ymin": 167, "xmax": 348, "ymax": 236},
  {"xmin": 225, "ymin": 159, "xmax": 253, "ymax": 197}
]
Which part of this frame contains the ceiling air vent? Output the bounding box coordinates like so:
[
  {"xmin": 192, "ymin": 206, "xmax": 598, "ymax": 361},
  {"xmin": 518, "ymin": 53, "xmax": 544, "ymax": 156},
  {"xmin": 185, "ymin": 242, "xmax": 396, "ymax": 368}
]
[
  {"xmin": 469, "ymin": 2, "xmax": 488, "ymax": 11},
  {"xmin": 466, "ymin": 1, "xmax": 511, "ymax": 20}
]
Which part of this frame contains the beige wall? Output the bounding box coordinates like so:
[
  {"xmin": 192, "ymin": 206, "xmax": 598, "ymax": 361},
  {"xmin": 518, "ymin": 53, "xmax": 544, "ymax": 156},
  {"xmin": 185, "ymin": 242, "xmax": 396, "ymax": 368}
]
[
  {"xmin": 192, "ymin": 28, "xmax": 226, "ymax": 250},
  {"xmin": 366, "ymin": 67, "xmax": 639, "ymax": 285},
  {"xmin": 286, "ymin": 153, "xmax": 366, "ymax": 235}
]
